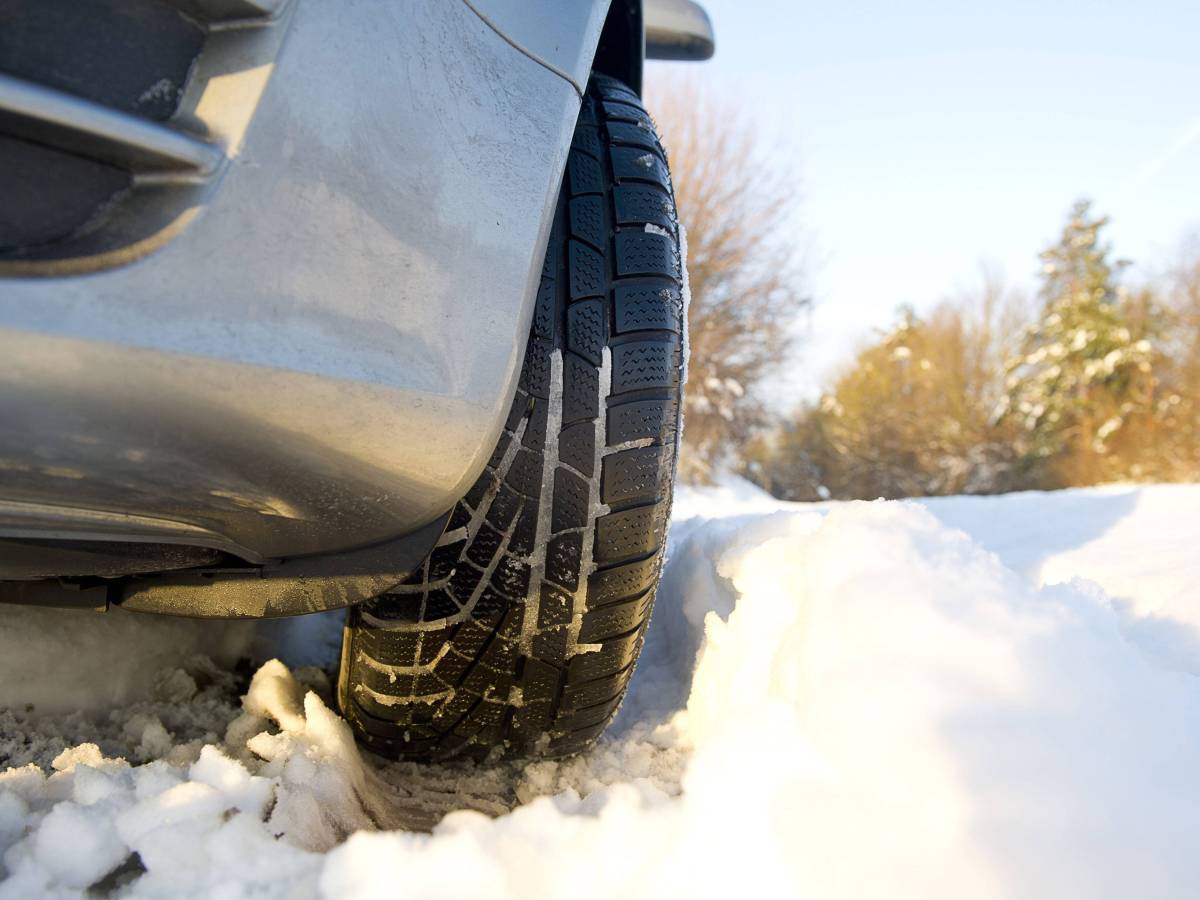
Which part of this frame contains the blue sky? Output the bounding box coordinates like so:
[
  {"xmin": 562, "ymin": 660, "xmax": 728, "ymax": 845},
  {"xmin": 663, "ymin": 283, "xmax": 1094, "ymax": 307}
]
[{"xmin": 647, "ymin": 0, "xmax": 1200, "ymax": 400}]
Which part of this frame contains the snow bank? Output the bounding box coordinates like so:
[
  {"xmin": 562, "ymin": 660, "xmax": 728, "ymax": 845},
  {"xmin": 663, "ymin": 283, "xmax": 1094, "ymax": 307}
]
[
  {"xmin": 0, "ymin": 605, "xmax": 253, "ymax": 715},
  {"xmin": 2, "ymin": 482, "xmax": 1198, "ymax": 897}
]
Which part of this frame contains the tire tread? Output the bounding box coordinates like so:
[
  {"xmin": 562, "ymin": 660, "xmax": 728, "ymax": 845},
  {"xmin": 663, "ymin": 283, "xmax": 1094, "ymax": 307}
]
[{"xmin": 339, "ymin": 75, "xmax": 682, "ymax": 761}]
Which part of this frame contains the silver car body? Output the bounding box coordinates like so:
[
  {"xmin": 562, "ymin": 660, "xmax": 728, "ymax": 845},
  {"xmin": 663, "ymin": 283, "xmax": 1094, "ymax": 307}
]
[{"xmin": 0, "ymin": 0, "xmax": 713, "ymax": 612}]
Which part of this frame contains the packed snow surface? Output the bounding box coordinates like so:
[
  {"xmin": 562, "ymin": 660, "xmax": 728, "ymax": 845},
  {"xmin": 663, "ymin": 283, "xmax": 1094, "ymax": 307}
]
[{"xmin": 2, "ymin": 480, "xmax": 1199, "ymax": 897}]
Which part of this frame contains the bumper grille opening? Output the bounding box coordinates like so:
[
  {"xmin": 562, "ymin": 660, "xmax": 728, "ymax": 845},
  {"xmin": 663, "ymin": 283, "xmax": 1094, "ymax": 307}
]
[
  {"xmin": 0, "ymin": 0, "xmax": 206, "ymax": 122},
  {"xmin": 0, "ymin": 134, "xmax": 131, "ymax": 253},
  {"xmin": 0, "ymin": 0, "xmax": 286, "ymax": 274}
]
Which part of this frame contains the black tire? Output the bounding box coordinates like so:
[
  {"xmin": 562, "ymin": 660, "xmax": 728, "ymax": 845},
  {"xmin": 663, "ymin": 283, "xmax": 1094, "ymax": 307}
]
[{"xmin": 337, "ymin": 74, "xmax": 684, "ymax": 762}]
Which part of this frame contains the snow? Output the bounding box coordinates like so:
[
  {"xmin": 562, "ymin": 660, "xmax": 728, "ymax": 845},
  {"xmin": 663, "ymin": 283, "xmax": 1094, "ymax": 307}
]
[
  {"xmin": 2, "ymin": 478, "xmax": 1199, "ymax": 897},
  {"xmin": 0, "ymin": 605, "xmax": 253, "ymax": 715}
]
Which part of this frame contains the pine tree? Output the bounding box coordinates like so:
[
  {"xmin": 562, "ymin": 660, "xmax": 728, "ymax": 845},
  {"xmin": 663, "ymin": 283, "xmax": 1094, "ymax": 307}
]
[{"xmin": 999, "ymin": 200, "xmax": 1158, "ymax": 484}]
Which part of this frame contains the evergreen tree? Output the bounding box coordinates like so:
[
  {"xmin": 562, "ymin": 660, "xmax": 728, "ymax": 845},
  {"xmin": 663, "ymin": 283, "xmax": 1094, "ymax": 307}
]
[{"xmin": 999, "ymin": 200, "xmax": 1158, "ymax": 484}]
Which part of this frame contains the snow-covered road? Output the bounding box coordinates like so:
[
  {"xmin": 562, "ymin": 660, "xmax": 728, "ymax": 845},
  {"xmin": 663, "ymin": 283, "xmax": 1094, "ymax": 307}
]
[{"xmin": 2, "ymin": 481, "xmax": 1198, "ymax": 898}]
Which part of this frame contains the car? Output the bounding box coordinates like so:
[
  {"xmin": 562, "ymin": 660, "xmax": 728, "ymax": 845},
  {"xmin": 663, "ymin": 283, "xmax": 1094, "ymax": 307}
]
[{"xmin": 0, "ymin": 0, "xmax": 713, "ymax": 761}]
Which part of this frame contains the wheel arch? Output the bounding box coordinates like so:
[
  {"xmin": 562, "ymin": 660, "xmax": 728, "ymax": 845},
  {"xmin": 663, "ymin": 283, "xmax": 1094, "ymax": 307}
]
[
  {"xmin": 462, "ymin": 1, "xmax": 645, "ymax": 97},
  {"xmin": 592, "ymin": 0, "xmax": 645, "ymax": 96}
]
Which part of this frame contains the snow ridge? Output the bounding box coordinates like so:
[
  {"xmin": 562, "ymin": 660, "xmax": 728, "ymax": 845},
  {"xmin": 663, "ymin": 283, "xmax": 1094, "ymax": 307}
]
[{"xmin": 2, "ymin": 481, "xmax": 1199, "ymax": 897}]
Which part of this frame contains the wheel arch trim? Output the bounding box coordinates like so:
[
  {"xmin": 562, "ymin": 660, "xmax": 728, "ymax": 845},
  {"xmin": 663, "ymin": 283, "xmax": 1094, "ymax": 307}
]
[{"xmin": 460, "ymin": 1, "xmax": 624, "ymax": 96}]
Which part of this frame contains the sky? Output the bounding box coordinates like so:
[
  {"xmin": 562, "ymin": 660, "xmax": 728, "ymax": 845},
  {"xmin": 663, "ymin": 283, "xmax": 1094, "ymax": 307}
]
[{"xmin": 647, "ymin": 0, "xmax": 1200, "ymax": 402}]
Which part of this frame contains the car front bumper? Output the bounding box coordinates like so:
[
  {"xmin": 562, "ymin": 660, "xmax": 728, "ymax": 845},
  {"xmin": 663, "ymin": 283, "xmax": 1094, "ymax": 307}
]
[{"xmin": 0, "ymin": 0, "xmax": 585, "ymax": 572}]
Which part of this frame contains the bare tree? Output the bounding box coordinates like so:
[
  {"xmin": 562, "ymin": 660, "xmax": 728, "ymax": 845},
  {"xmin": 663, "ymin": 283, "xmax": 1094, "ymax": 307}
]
[
  {"xmin": 745, "ymin": 272, "xmax": 1030, "ymax": 501},
  {"xmin": 644, "ymin": 76, "xmax": 808, "ymax": 482}
]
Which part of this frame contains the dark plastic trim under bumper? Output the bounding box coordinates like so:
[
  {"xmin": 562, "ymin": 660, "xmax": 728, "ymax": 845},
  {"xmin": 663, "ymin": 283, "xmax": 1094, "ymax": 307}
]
[{"xmin": 0, "ymin": 511, "xmax": 450, "ymax": 619}]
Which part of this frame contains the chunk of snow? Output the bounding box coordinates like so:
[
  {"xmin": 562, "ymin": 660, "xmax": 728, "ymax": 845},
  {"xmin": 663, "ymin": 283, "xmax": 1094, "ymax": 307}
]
[
  {"xmin": 188, "ymin": 746, "xmax": 274, "ymax": 817},
  {"xmin": 30, "ymin": 800, "xmax": 128, "ymax": 889}
]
